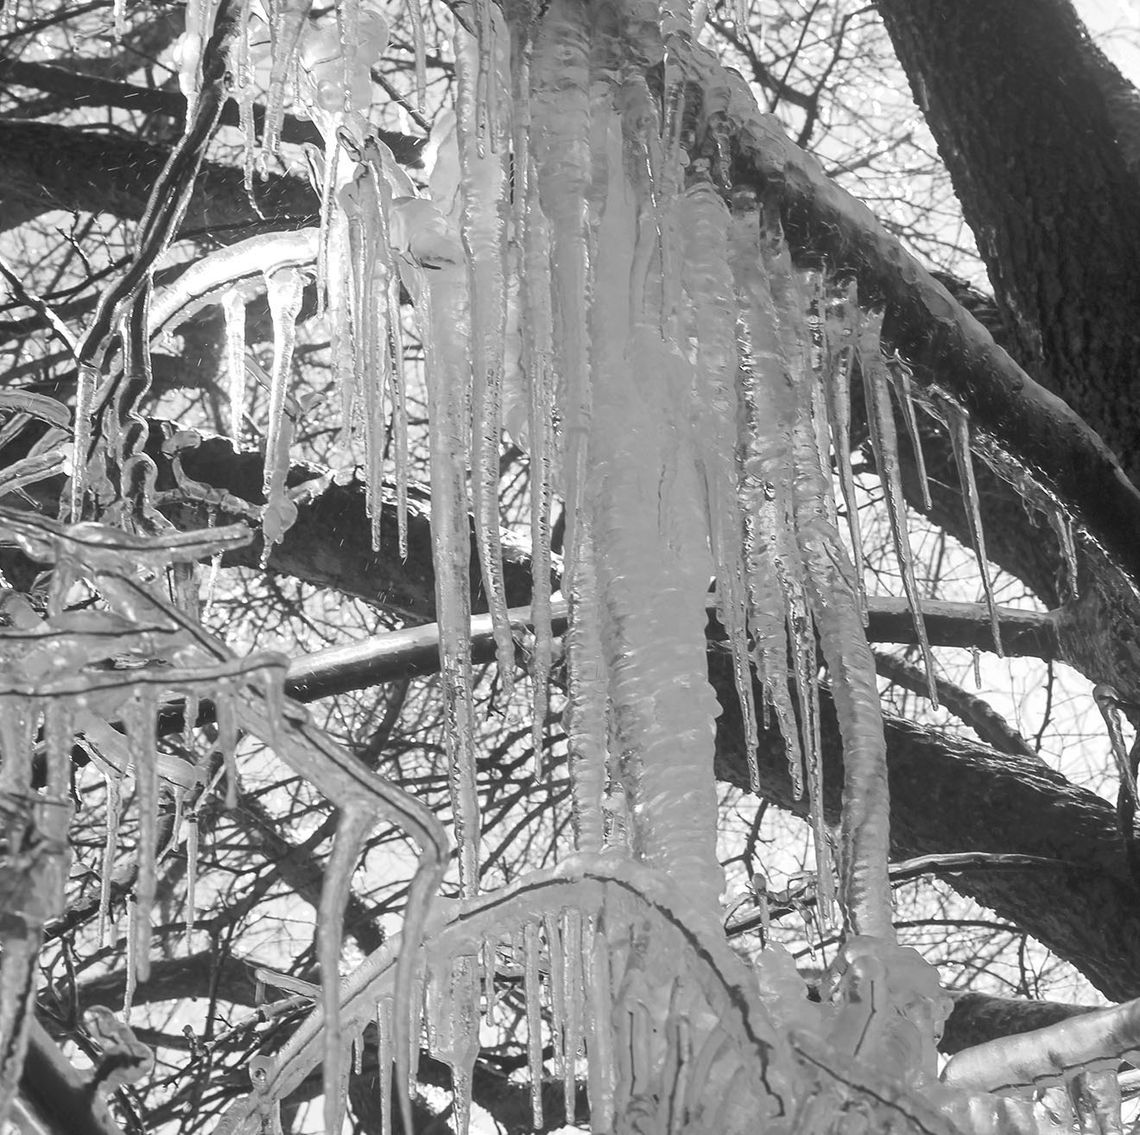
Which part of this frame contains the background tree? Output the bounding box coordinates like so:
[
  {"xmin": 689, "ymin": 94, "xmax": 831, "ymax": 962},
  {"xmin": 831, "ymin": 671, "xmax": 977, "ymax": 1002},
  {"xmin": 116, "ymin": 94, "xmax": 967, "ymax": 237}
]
[{"xmin": 2, "ymin": 0, "xmax": 1140, "ymax": 1132}]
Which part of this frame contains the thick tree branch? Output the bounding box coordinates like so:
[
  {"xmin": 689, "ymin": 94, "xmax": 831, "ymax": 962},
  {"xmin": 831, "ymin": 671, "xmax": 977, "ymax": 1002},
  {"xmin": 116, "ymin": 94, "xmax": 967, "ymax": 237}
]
[
  {"xmin": 877, "ymin": 0, "xmax": 1140, "ymax": 487},
  {"xmin": 683, "ymin": 39, "xmax": 1140, "ymax": 603},
  {"xmin": 0, "ymin": 60, "xmax": 426, "ymax": 164},
  {"xmin": 0, "ymin": 121, "xmax": 317, "ymax": 235}
]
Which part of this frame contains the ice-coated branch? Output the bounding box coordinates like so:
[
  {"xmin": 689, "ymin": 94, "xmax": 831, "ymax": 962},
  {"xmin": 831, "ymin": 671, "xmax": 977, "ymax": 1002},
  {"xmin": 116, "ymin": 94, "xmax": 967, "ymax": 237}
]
[
  {"xmin": 941, "ymin": 997, "xmax": 1140, "ymax": 1092},
  {"xmin": 684, "ymin": 40, "xmax": 1140, "ymax": 595}
]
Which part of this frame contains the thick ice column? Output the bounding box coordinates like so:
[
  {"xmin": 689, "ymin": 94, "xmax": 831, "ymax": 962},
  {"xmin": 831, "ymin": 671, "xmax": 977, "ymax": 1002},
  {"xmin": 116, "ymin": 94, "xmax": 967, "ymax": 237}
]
[{"xmin": 588, "ymin": 108, "xmax": 724, "ymax": 926}]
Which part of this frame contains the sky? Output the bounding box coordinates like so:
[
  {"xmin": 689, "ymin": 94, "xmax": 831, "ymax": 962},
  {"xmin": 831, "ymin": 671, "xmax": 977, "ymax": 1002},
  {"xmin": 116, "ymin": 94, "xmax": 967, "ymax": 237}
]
[{"xmin": 1076, "ymin": 0, "xmax": 1140, "ymax": 82}]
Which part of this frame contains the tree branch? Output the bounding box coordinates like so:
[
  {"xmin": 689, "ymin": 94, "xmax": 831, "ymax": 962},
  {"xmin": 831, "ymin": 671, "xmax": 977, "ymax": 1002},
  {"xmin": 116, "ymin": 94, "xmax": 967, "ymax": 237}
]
[
  {"xmin": 0, "ymin": 121, "xmax": 317, "ymax": 235},
  {"xmin": 0, "ymin": 59, "xmax": 426, "ymax": 164}
]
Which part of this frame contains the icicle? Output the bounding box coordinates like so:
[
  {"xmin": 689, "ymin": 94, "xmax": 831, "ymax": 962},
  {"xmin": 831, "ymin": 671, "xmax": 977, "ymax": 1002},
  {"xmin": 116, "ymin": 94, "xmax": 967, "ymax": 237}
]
[
  {"xmin": 730, "ymin": 201, "xmax": 805, "ymax": 799},
  {"xmin": 770, "ymin": 227, "xmax": 891, "ymax": 938},
  {"xmin": 319, "ymin": 804, "xmax": 373, "ymax": 1135},
  {"xmin": 99, "ymin": 772, "xmax": 122, "ymax": 946},
  {"xmin": 560, "ymin": 909, "xmax": 583, "ymax": 1123},
  {"xmin": 566, "ymin": 521, "xmax": 607, "ymax": 853},
  {"xmin": 584, "ymin": 918, "xmax": 615, "ymax": 1131},
  {"xmin": 263, "ymin": 0, "xmax": 313, "ymax": 156},
  {"xmin": 405, "ymin": 0, "xmax": 426, "ymax": 111},
  {"xmin": 455, "ymin": 18, "xmax": 515, "ymax": 697},
  {"xmin": 1095, "ymin": 685, "xmax": 1139, "ymax": 808},
  {"xmin": 341, "ymin": 172, "xmax": 392, "ymax": 551},
  {"xmin": 543, "ymin": 912, "xmax": 566, "ymax": 1101},
  {"xmin": 234, "ymin": 0, "xmax": 256, "ymax": 189},
  {"xmin": 1049, "ymin": 505, "xmax": 1080, "ymax": 600},
  {"xmin": 417, "ymin": 253, "xmax": 482, "ymax": 896},
  {"xmin": 42, "ymin": 700, "xmax": 73, "ymax": 800},
  {"xmin": 261, "ymin": 266, "xmax": 304, "ymax": 564},
  {"xmin": 129, "ymin": 691, "xmax": 159, "ymax": 984},
  {"xmin": 0, "ymin": 937, "xmax": 36, "ymax": 1125},
  {"xmin": 522, "ymin": 166, "xmax": 556, "ymax": 774},
  {"xmin": 425, "ymin": 956, "xmax": 481, "ymax": 1135},
  {"xmin": 523, "ymin": 920, "xmax": 545, "ymax": 1129},
  {"xmin": 222, "ymin": 289, "xmax": 246, "ymax": 441},
  {"xmin": 387, "ymin": 272, "xmax": 409, "ymax": 560},
  {"xmin": 888, "ymin": 354, "xmax": 932, "ymax": 512},
  {"xmin": 681, "ymin": 176, "xmax": 758, "ymax": 792},
  {"xmin": 70, "ymin": 362, "xmax": 97, "ymax": 522},
  {"xmin": 823, "ymin": 276, "xmax": 867, "ymax": 618},
  {"xmin": 216, "ymin": 680, "xmax": 239, "ymax": 809},
  {"xmin": 589, "ymin": 104, "xmax": 724, "ymax": 923},
  {"xmin": 123, "ymin": 894, "xmax": 138, "ymax": 1019},
  {"xmin": 531, "ymin": 0, "xmax": 592, "ymax": 584},
  {"xmin": 942, "ymin": 398, "xmax": 1003, "ymax": 655},
  {"xmin": 185, "ymin": 811, "xmax": 199, "ymax": 945},
  {"xmin": 482, "ymin": 934, "xmax": 499, "ymax": 1024},
  {"xmin": 376, "ymin": 996, "xmax": 394, "ymax": 1135},
  {"xmin": 859, "ymin": 307, "xmax": 938, "ymax": 706}
]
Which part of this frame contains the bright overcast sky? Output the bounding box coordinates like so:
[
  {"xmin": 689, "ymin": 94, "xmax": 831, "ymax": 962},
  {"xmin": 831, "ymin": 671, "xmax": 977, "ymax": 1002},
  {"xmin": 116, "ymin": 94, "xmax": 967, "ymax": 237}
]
[{"xmin": 1076, "ymin": 0, "xmax": 1140, "ymax": 82}]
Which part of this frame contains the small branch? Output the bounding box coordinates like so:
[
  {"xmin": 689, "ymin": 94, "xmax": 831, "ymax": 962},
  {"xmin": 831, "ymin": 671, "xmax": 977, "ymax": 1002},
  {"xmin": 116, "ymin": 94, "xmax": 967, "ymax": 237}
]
[
  {"xmin": 873, "ymin": 649, "xmax": 1040, "ymax": 759},
  {"xmin": 725, "ymin": 852, "xmax": 1068, "ymax": 939}
]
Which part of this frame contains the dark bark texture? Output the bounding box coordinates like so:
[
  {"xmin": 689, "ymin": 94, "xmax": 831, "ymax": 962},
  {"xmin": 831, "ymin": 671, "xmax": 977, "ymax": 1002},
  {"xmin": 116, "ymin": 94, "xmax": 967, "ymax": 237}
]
[{"xmin": 877, "ymin": 0, "xmax": 1140, "ymax": 491}]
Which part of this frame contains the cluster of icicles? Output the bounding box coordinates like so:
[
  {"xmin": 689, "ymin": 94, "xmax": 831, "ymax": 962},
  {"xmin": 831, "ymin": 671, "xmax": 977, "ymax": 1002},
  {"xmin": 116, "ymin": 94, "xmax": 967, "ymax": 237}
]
[{"xmin": 0, "ymin": 0, "xmax": 1135, "ymax": 1131}]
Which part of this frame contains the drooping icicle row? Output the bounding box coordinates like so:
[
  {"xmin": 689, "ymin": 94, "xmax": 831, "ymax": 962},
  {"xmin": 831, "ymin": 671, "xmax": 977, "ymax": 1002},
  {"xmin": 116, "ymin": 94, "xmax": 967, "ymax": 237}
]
[
  {"xmin": 455, "ymin": 17, "xmax": 515, "ymax": 697},
  {"xmin": 858, "ymin": 306, "xmax": 938, "ymax": 705},
  {"xmin": 425, "ymin": 956, "xmax": 482, "ymax": 1135},
  {"xmin": 729, "ymin": 201, "xmax": 807, "ymax": 801},
  {"xmin": 765, "ymin": 224, "xmax": 893, "ymax": 940}
]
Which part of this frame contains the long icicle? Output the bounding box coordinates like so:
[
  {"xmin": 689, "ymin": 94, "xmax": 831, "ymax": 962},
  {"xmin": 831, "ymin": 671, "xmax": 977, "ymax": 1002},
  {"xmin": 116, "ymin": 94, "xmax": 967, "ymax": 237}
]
[
  {"xmin": 130, "ymin": 690, "xmax": 160, "ymax": 983},
  {"xmin": 416, "ymin": 256, "xmax": 481, "ymax": 896},
  {"xmin": 682, "ymin": 175, "xmax": 758, "ymax": 792},
  {"xmin": 768, "ymin": 225, "xmax": 892, "ymax": 940},
  {"xmin": 261, "ymin": 266, "xmax": 305, "ymax": 563},
  {"xmin": 455, "ymin": 17, "xmax": 515, "ymax": 698},
  {"xmin": 531, "ymin": 0, "xmax": 592, "ymax": 585},
  {"xmin": 943, "ymin": 398, "xmax": 1004, "ymax": 656},
  {"xmin": 823, "ymin": 276, "xmax": 867, "ymax": 618},
  {"xmin": 521, "ymin": 157, "xmax": 556, "ymax": 776},
  {"xmin": 729, "ymin": 199, "xmax": 806, "ymax": 802},
  {"xmin": 859, "ymin": 306, "xmax": 938, "ymax": 705}
]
